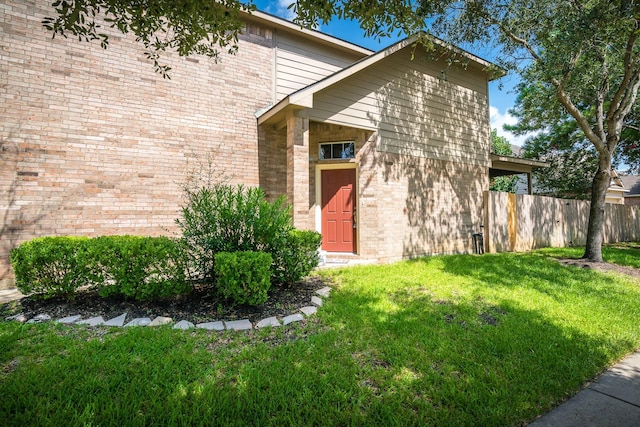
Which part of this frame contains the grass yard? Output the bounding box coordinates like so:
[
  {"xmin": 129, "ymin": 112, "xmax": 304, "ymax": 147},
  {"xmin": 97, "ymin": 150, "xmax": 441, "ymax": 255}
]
[{"xmin": 1, "ymin": 251, "xmax": 640, "ymax": 426}]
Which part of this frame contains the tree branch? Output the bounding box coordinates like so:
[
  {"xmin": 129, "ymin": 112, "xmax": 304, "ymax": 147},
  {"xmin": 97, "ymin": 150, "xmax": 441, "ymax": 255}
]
[
  {"xmin": 473, "ymin": 8, "xmax": 544, "ymax": 63},
  {"xmin": 596, "ymin": 63, "xmax": 609, "ymax": 143},
  {"xmin": 552, "ymin": 76, "xmax": 606, "ymax": 153},
  {"xmin": 606, "ymin": 19, "xmax": 640, "ymax": 122},
  {"xmin": 607, "ymin": 73, "xmax": 640, "ymax": 152}
]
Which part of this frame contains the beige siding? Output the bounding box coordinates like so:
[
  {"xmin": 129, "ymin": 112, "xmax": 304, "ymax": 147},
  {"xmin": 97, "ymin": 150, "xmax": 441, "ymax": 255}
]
[
  {"xmin": 310, "ymin": 47, "xmax": 491, "ymax": 167},
  {"xmin": 275, "ymin": 32, "xmax": 363, "ymax": 100}
]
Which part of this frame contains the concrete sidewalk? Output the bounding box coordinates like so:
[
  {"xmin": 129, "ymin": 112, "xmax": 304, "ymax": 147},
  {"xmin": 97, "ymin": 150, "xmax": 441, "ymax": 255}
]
[{"xmin": 530, "ymin": 350, "xmax": 640, "ymax": 426}]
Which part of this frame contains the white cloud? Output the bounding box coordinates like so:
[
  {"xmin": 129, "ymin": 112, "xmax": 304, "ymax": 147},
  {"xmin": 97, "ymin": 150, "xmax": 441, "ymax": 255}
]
[
  {"xmin": 267, "ymin": 0, "xmax": 297, "ymax": 21},
  {"xmin": 265, "ymin": 1, "xmax": 322, "ymax": 29},
  {"xmin": 489, "ymin": 106, "xmax": 537, "ymax": 147}
]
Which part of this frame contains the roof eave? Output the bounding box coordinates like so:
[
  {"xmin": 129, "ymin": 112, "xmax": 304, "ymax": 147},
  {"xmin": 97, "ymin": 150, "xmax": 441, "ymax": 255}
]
[
  {"xmin": 257, "ymin": 32, "xmax": 506, "ymax": 124},
  {"xmin": 490, "ymin": 154, "xmax": 549, "ymax": 169},
  {"xmin": 257, "ymin": 35, "xmax": 429, "ymax": 124},
  {"xmin": 244, "ymin": 10, "xmax": 373, "ymax": 56},
  {"xmin": 256, "ymin": 96, "xmax": 311, "ymax": 126}
]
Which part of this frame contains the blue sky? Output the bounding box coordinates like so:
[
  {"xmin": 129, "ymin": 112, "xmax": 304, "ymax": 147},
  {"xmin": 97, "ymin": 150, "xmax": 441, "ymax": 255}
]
[{"xmin": 254, "ymin": 0, "xmax": 528, "ymax": 146}]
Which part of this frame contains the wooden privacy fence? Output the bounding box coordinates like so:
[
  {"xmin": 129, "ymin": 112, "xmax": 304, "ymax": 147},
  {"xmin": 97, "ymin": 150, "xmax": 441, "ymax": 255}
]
[{"xmin": 484, "ymin": 191, "xmax": 640, "ymax": 253}]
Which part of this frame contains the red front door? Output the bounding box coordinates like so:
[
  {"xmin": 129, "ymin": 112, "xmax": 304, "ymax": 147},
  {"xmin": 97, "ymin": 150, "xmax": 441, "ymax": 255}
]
[{"xmin": 321, "ymin": 169, "xmax": 356, "ymax": 253}]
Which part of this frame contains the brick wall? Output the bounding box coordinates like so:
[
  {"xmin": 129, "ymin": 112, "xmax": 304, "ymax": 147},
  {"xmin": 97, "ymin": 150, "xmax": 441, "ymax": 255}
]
[
  {"xmin": 258, "ymin": 125, "xmax": 287, "ymax": 201},
  {"xmin": 0, "ymin": 0, "xmax": 493, "ymax": 287},
  {"xmin": 359, "ymin": 150, "xmax": 487, "ymax": 263},
  {"xmin": 0, "ymin": 1, "xmax": 274, "ymax": 288},
  {"xmin": 307, "ymin": 122, "xmax": 487, "ymax": 262}
]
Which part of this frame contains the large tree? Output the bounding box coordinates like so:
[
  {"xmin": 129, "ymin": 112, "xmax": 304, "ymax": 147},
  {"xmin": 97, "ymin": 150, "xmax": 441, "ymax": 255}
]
[
  {"xmin": 507, "ymin": 82, "xmax": 640, "ymax": 198},
  {"xmin": 45, "ymin": 0, "xmax": 640, "ymax": 262}
]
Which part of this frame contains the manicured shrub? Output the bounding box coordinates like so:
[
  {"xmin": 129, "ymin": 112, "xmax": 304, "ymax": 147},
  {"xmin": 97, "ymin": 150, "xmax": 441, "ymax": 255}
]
[
  {"xmin": 10, "ymin": 235, "xmax": 188, "ymax": 300},
  {"xmin": 271, "ymin": 230, "xmax": 323, "ymax": 285},
  {"xmin": 214, "ymin": 251, "xmax": 272, "ymax": 306},
  {"xmin": 10, "ymin": 236, "xmax": 92, "ymax": 299},
  {"xmin": 91, "ymin": 236, "xmax": 189, "ymax": 300},
  {"xmin": 176, "ymin": 184, "xmax": 292, "ymax": 282}
]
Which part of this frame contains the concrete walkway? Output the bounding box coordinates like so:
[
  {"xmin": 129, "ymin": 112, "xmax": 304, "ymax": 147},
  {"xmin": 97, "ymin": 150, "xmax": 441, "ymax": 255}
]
[{"xmin": 530, "ymin": 350, "xmax": 640, "ymax": 426}]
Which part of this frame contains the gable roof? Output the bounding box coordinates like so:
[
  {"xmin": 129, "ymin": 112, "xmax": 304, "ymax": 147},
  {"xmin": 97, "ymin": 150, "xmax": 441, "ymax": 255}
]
[
  {"xmin": 620, "ymin": 175, "xmax": 640, "ymax": 197},
  {"xmin": 257, "ymin": 32, "xmax": 504, "ymax": 125}
]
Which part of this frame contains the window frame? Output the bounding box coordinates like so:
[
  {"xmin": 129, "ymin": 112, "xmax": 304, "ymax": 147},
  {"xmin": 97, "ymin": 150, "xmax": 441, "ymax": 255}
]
[{"xmin": 318, "ymin": 141, "xmax": 356, "ymax": 160}]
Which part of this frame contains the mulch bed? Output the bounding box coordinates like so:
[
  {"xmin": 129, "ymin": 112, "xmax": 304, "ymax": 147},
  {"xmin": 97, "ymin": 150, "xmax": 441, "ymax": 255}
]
[
  {"xmin": 555, "ymin": 258, "xmax": 640, "ymax": 280},
  {"xmin": 1, "ymin": 277, "xmax": 331, "ymax": 325}
]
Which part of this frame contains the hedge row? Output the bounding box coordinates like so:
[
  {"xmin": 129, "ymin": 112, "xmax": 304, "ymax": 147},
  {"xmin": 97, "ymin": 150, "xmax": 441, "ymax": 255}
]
[
  {"xmin": 11, "ymin": 184, "xmax": 324, "ymax": 304},
  {"xmin": 10, "ymin": 230, "xmax": 322, "ymax": 304},
  {"xmin": 10, "ymin": 236, "xmax": 187, "ymax": 300}
]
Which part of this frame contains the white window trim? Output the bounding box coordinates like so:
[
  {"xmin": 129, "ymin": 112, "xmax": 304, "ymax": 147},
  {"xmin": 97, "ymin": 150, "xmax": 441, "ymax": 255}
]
[{"xmin": 318, "ymin": 140, "xmax": 356, "ymax": 160}]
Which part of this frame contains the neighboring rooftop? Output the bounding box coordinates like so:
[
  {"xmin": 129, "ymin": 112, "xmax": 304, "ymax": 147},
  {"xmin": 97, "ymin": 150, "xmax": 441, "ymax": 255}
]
[{"xmin": 619, "ymin": 175, "xmax": 640, "ymax": 197}]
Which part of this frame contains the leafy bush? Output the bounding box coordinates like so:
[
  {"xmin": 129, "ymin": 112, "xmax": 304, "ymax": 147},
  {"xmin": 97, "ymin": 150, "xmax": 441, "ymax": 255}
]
[
  {"xmin": 271, "ymin": 230, "xmax": 323, "ymax": 285},
  {"xmin": 91, "ymin": 236, "xmax": 189, "ymax": 300},
  {"xmin": 214, "ymin": 251, "xmax": 272, "ymax": 306},
  {"xmin": 176, "ymin": 184, "xmax": 292, "ymax": 282},
  {"xmin": 10, "ymin": 235, "xmax": 188, "ymax": 300},
  {"xmin": 10, "ymin": 236, "xmax": 92, "ymax": 299}
]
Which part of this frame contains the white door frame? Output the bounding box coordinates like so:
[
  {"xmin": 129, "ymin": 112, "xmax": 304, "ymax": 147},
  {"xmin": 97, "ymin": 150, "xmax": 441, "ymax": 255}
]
[{"xmin": 315, "ymin": 162, "xmax": 359, "ymax": 253}]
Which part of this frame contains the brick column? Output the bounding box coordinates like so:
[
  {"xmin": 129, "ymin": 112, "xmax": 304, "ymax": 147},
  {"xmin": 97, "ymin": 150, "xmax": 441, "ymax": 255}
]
[{"xmin": 286, "ymin": 110, "xmax": 310, "ymax": 229}]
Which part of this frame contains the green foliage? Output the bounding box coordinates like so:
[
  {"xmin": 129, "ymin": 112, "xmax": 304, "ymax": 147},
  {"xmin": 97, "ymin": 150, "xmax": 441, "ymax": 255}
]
[
  {"xmin": 490, "ymin": 129, "xmax": 512, "ymax": 156},
  {"xmin": 10, "ymin": 236, "xmax": 92, "ymax": 299},
  {"xmin": 90, "ymin": 236, "xmax": 188, "ymax": 300},
  {"xmin": 10, "ymin": 236, "xmax": 187, "ymax": 300},
  {"xmin": 507, "ymin": 83, "xmax": 627, "ymax": 199},
  {"xmin": 176, "ymin": 184, "xmax": 308, "ymax": 285},
  {"xmin": 489, "ymin": 129, "xmax": 518, "ymax": 193},
  {"xmin": 509, "ymin": 91, "xmax": 640, "ymax": 196},
  {"xmin": 271, "ymin": 230, "xmax": 323, "ymax": 285},
  {"xmin": 214, "ymin": 251, "xmax": 272, "ymax": 306}
]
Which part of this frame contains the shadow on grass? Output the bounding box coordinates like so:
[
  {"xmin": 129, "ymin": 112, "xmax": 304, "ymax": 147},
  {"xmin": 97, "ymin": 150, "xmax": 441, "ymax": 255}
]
[
  {"xmin": 432, "ymin": 253, "xmax": 628, "ymax": 302},
  {"xmin": 1, "ymin": 254, "xmax": 639, "ymax": 426}
]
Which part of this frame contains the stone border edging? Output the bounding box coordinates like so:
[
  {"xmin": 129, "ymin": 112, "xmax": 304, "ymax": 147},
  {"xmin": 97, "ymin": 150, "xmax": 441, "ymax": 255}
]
[{"xmin": 5, "ymin": 287, "xmax": 332, "ymax": 331}]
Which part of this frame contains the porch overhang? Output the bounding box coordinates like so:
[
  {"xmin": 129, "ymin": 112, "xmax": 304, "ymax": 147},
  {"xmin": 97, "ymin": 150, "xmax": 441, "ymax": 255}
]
[
  {"xmin": 490, "ymin": 154, "xmax": 548, "ymax": 177},
  {"xmin": 490, "ymin": 154, "xmax": 549, "ymax": 195}
]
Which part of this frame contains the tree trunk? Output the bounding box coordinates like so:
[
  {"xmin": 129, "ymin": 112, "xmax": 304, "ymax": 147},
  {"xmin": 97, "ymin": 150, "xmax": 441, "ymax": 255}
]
[{"xmin": 583, "ymin": 163, "xmax": 611, "ymax": 262}]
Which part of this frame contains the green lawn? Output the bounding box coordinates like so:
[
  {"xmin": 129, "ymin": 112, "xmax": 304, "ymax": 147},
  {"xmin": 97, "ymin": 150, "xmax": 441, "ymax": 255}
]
[{"xmin": 1, "ymin": 252, "xmax": 640, "ymax": 426}]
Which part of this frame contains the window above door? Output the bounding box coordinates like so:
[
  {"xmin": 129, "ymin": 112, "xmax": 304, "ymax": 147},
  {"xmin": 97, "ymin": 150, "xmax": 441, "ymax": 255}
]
[{"xmin": 319, "ymin": 141, "xmax": 355, "ymax": 160}]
